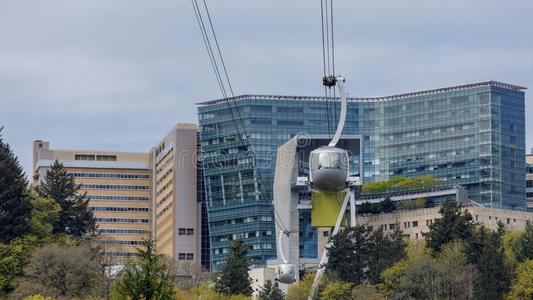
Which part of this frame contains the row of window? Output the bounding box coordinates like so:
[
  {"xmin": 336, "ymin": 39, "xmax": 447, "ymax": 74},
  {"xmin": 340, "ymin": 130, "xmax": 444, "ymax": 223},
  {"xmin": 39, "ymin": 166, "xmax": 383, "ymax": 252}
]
[
  {"xmin": 69, "ymin": 172, "xmax": 149, "ymax": 179},
  {"xmin": 81, "ymin": 184, "xmax": 149, "ymax": 190},
  {"xmin": 156, "ymin": 203, "xmax": 172, "ymax": 218},
  {"xmin": 178, "ymin": 228, "xmax": 194, "ymax": 235},
  {"xmin": 213, "ymin": 243, "xmax": 274, "ymax": 255},
  {"xmin": 156, "ymin": 168, "xmax": 173, "ymax": 185},
  {"xmin": 100, "ymin": 240, "xmax": 142, "ymax": 245},
  {"xmin": 89, "ymin": 207, "xmax": 150, "ymax": 212},
  {"xmin": 216, "ymin": 230, "xmax": 272, "ymax": 242},
  {"xmin": 156, "ymin": 180, "xmax": 172, "ymax": 196},
  {"xmin": 177, "ymin": 253, "xmax": 194, "ymax": 260},
  {"xmin": 211, "ymin": 215, "xmax": 273, "ymax": 227},
  {"xmin": 94, "ymin": 217, "xmax": 150, "ymax": 224},
  {"xmin": 96, "ymin": 229, "xmax": 150, "ymax": 235},
  {"xmin": 104, "ymin": 252, "xmax": 136, "ymax": 257},
  {"xmin": 86, "ymin": 195, "xmax": 149, "ymax": 201},
  {"xmin": 75, "ymin": 154, "xmax": 117, "ymax": 161}
]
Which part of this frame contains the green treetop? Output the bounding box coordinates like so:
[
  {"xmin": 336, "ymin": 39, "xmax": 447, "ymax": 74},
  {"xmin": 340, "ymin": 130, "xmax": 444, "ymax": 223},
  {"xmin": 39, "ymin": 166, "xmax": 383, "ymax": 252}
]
[
  {"xmin": 215, "ymin": 239, "xmax": 253, "ymax": 296},
  {"xmin": 36, "ymin": 160, "xmax": 95, "ymax": 238},
  {"xmin": 0, "ymin": 127, "xmax": 32, "ymax": 243}
]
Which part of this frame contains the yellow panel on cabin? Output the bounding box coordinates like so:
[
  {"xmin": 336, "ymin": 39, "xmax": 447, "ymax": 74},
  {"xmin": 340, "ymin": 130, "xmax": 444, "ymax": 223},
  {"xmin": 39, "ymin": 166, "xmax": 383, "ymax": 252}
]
[{"xmin": 311, "ymin": 191, "xmax": 346, "ymax": 227}]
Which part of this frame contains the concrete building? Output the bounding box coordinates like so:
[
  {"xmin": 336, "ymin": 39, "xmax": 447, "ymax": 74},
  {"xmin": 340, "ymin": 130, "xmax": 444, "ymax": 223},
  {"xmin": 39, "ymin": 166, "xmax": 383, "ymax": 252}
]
[
  {"xmin": 526, "ymin": 154, "xmax": 533, "ymax": 209},
  {"xmin": 33, "ymin": 141, "xmax": 152, "ymax": 258},
  {"xmin": 198, "ymin": 80, "xmax": 527, "ymax": 268},
  {"xmin": 32, "ymin": 124, "xmax": 209, "ymax": 271},
  {"xmin": 150, "ymin": 124, "xmax": 204, "ymax": 273}
]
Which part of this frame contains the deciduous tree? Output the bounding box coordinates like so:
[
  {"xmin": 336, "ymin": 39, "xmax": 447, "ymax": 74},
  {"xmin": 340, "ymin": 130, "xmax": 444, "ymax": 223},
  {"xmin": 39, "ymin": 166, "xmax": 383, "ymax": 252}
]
[
  {"xmin": 12, "ymin": 243, "xmax": 106, "ymax": 299},
  {"xmin": 506, "ymin": 259, "xmax": 533, "ymax": 300}
]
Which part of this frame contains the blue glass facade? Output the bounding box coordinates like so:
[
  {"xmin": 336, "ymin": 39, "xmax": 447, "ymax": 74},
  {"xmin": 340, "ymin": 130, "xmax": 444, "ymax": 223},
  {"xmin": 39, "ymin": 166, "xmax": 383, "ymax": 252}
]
[{"xmin": 197, "ymin": 81, "xmax": 526, "ymax": 268}]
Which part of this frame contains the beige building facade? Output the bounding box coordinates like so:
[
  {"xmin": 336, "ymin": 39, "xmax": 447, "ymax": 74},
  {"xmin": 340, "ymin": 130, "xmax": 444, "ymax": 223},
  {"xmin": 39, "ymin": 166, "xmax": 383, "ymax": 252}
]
[
  {"xmin": 150, "ymin": 124, "xmax": 202, "ymax": 272},
  {"xmin": 33, "ymin": 141, "xmax": 152, "ymax": 258},
  {"xmin": 315, "ymin": 205, "xmax": 533, "ymax": 259},
  {"xmin": 32, "ymin": 124, "xmax": 203, "ymax": 271}
]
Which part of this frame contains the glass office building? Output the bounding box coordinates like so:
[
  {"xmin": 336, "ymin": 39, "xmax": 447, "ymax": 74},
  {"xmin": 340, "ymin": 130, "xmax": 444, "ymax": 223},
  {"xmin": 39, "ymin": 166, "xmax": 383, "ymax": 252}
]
[{"xmin": 197, "ymin": 81, "xmax": 526, "ymax": 268}]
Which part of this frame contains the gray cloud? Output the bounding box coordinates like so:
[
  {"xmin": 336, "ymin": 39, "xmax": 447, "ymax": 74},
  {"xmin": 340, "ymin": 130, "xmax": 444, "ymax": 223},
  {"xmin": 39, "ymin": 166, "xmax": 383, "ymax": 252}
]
[{"xmin": 0, "ymin": 0, "xmax": 532, "ymax": 175}]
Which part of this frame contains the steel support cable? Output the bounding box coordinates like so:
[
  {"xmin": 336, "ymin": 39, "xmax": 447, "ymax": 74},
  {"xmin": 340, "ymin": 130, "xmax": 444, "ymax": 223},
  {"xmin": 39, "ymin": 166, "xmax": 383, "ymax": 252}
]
[
  {"xmin": 191, "ymin": 0, "xmax": 227, "ymax": 98},
  {"xmin": 191, "ymin": 0, "xmax": 289, "ymax": 234},
  {"xmin": 194, "ymin": 0, "xmax": 247, "ymax": 141},
  {"xmin": 202, "ymin": 0, "xmax": 235, "ymax": 97}
]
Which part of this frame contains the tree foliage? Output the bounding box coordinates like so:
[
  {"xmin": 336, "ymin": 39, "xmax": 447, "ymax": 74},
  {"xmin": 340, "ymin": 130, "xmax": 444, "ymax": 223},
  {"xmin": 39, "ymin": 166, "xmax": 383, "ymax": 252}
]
[
  {"xmin": 29, "ymin": 195, "xmax": 61, "ymax": 240},
  {"xmin": 12, "ymin": 242, "xmax": 106, "ymax": 299},
  {"xmin": 0, "ymin": 127, "xmax": 32, "ymax": 243},
  {"xmin": 506, "ymin": 259, "xmax": 533, "ymax": 300},
  {"xmin": 327, "ymin": 224, "xmax": 407, "ymax": 285},
  {"xmin": 362, "ymin": 175, "xmax": 441, "ymax": 194},
  {"xmin": 285, "ymin": 273, "xmax": 315, "ymax": 300},
  {"xmin": 320, "ymin": 281, "xmax": 353, "ymax": 300},
  {"xmin": 257, "ymin": 280, "xmax": 284, "ymax": 300},
  {"xmin": 474, "ymin": 230, "xmax": 511, "ymax": 300},
  {"xmin": 36, "ymin": 160, "xmax": 95, "ymax": 238},
  {"xmin": 0, "ymin": 236, "xmax": 38, "ymax": 297},
  {"xmin": 214, "ymin": 239, "xmax": 253, "ymax": 296},
  {"xmin": 368, "ymin": 225, "xmax": 407, "ymax": 284},
  {"xmin": 424, "ymin": 200, "xmax": 475, "ymax": 254},
  {"xmin": 113, "ymin": 239, "xmax": 175, "ymax": 300},
  {"xmin": 515, "ymin": 222, "xmax": 533, "ymax": 262},
  {"xmin": 327, "ymin": 225, "xmax": 373, "ymax": 284}
]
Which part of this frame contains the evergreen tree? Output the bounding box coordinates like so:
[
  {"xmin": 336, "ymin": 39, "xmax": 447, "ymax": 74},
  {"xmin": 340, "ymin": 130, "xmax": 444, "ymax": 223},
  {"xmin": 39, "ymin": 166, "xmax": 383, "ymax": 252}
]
[
  {"xmin": 113, "ymin": 239, "xmax": 175, "ymax": 300},
  {"xmin": 36, "ymin": 160, "xmax": 95, "ymax": 238},
  {"xmin": 327, "ymin": 225, "xmax": 372, "ymax": 284},
  {"xmin": 257, "ymin": 280, "xmax": 284, "ymax": 300},
  {"xmin": 368, "ymin": 224, "xmax": 407, "ymax": 284},
  {"xmin": 473, "ymin": 231, "xmax": 510, "ymax": 300},
  {"xmin": 424, "ymin": 200, "xmax": 475, "ymax": 254},
  {"xmin": 0, "ymin": 127, "xmax": 31, "ymax": 243},
  {"xmin": 466, "ymin": 225, "xmax": 489, "ymax": 265},
  {"xmin": 358, "ymin": 202, "xmax": 372, "ymax": 214},
  {"xmin": 215, "ymin": 239, "xmax": 253, "ymax": 296},
  {"xmin": 515, "ymin": 222, "xmax": 533, "ymax": 262},
  {"xmin": 382, "ymin": 197, "xmax": 395, "ymax": 213}
]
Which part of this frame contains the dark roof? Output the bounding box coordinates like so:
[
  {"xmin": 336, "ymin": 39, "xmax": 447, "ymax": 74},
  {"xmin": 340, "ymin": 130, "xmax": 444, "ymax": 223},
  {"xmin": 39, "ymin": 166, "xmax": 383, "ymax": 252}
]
[{"xmin": 196, "ymin": 80, "xmax": 526, "ymax": 106}]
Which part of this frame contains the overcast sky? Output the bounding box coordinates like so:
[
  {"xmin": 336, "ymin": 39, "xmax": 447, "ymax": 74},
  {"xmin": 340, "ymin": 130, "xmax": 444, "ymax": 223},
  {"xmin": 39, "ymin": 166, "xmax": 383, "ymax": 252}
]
[{"xmin": 1, "ymin": 0, "xmax": 532, "ymax": 176}]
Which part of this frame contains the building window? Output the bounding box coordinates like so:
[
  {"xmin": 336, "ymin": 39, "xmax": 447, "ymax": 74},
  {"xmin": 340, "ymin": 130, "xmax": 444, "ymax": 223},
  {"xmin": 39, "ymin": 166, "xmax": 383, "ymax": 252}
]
[
  {"xmin": 412, "ymin": 221, "xmax": 418, "ymax": 227},
  {"xmin": 507, "ymin": 218, "xmax": 510, "ymax": 225},
  {"xmin": 187, "ymin": 228, "xmax": 194, "ymax": 235},
  {"xmin": 186, "ymin": 253, "xmax": 194, "ymax": 260},
  {"xmin": 178, "ymin": 228, "xmax": 186, "ymax": 235},
  {"xmin": 178, "ymin": 253, "xmax": 186, "ymax": 259},
  {"xmin": 323, "ymin": 231, "xmax": 329, "ymax": 237},
  {"xmin": 97, "ymin": 155, "xmax": 117, "ymax": 161},
  {"xmin": 389, "ymin": 223, "xmax": 395, "ymax": 230},
  {"xmin": 75, "ymin": 154, "xmax": 95, "ymax": 161}
]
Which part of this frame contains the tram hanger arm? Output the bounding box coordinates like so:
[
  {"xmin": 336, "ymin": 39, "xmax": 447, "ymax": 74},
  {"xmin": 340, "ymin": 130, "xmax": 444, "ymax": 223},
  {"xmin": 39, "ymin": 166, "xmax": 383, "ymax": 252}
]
[{"xmin": 328, "ymin": 75, "xmax": 347, "ymax": 147}]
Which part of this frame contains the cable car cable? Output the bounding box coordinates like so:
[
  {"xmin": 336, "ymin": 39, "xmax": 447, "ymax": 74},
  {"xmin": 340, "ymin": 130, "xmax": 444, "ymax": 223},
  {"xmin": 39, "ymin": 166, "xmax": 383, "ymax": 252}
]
[{"xmin": 191, "ymin": 0, "xmax": 290, "ymax": 235}]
